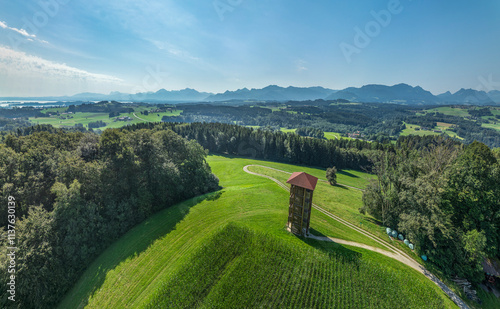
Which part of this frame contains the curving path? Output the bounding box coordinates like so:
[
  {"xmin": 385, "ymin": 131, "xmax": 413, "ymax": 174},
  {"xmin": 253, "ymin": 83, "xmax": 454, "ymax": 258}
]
[
  {"xmin": 132, "ymin": 113, "xmax": 152, "ymax": 122},
  {"xmin": 243, "ymin": 164, "xmax": 469, "ymax": 309},
  {"xmin": 246, "ymin": 164, "xmax": 363, "ymax": 191}
]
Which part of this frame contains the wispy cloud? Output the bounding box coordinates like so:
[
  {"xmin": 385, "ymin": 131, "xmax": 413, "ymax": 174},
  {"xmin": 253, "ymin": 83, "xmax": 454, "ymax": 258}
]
[
  {"xmin": 148, "ymin": 39, "xmax": 201, "ymax": 63},
  {"xmin": 0, "ymin": 45, "xmax": 124, "ymax": 96},
  {"xmin": 145, "ymin": 38, "xmax": 225, "ymax": 78},
  {"xmin": 0, "ymin": 46, "xmax": 122, "ymax": 82},
  {"xmin": 0, "ymin": 20, "xmax": 49, "ymax": 44},
  {"xmin": 0, "ymin": 20, "xmax": 35, "ymax": 38},
  {"xmin": 295, "ymin": 59, "xmax": 308, "ymax": 72}
]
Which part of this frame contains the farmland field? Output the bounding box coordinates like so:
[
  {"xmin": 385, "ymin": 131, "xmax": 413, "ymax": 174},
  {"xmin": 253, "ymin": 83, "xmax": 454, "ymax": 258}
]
[
  {"xmin": 146, "ymin": 223, "xmax": 447, "ymax": 309},
  {"xmin": 400, "ymin": 123, "xmax": 441, "ymax": 137},
  {"xmin": 482, "ymin": 122, "xmax": 500, "ymax": 131},
  {"xmin": 29, "ymin": 108, "xmax": 182, "ymax": 129},
  {"xmin": 30, "ymin": 112, "xmax": 143, "ymax": 129},
  {"xmin": 324, "ymin": 131, "xmax": 343, "ymax": 140},
  {"xmin": 132, "ymin": 109, "xmax": 182, "ymax": 122},
  {"xmin": 424, "ymin": 106, "xmax": 471, "ymax": 117},
  {"xmin": 279, "ymin": 128, "xmax": 347, "ymax": 140},
  {"xmin": 420, "ymin": 106, "xmax": 500, "ymax": 132},
  {"xmin": 400, "ymin": 122, "xmax": 462, "ymax": 139},
  {"xmin": 59, "ymin": 155, "xmax": 457, "ymax": 309}
]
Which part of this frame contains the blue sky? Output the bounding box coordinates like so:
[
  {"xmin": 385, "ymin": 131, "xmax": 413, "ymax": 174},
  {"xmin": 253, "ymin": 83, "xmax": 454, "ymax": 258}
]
[{"xmin": 0, "ymin": 0, "xmax": 499, "ymax": 96}]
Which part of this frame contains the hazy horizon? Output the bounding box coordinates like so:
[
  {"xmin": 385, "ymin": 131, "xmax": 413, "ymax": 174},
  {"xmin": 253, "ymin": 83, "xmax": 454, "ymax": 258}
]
[{"xmin": 2, "ymin": 82, "xmax": 499, "ymax": 99}]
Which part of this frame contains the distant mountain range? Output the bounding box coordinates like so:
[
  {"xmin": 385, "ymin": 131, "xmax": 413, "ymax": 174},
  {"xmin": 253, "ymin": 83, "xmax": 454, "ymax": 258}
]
[
  {"xmin": 0, "ymin": 88, "xmax": 211, "ymax": 103},
  {"xmin": 325, "ymin": 83, "xmax": 438, "ymax": 104},
  {"xmin": 437, "ymin": 88, "xmax": 500, "ymax": 105},
  {"xmin": 204, "ymin": 85, "xmax": 337, "ymax": 102},
  {"xmin": 2, "ymin": 84, "xmax": 499, "ymax": 105}
]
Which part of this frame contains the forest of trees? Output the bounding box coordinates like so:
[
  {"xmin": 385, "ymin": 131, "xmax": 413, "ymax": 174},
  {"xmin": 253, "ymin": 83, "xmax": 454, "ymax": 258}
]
[
  {"xmin": 67, "ymin": 101, "xmax": 134, "ymax": 114},
  {"xmin": 158, "ymin": 102, "xmax": 500, "ymax": 147},
  {"xmin": 2, "ymin": 101, "xmax": 500, "ymax": 147},
  {"xmin": 360, "ymin": 136, "xmax": 500, "ymax": 283},
  {"xmin": 0, "ymin": 128, "xmax": 220, "ymax": 308},
  {"xmin": 405, "ymin": 112, "xmax": 500, "ymax": 148},
  {"xmin": 125, "ymin": 122, "xmax": 391, "ymax": 171},
  {"xmin": 296, "ymin": 127, "xmax": 325, "ymax": 139},
  {"xmin": 163, "ymin": 101, "xmax": 409, "ymax": 142},
  {"xmin": 468, "ymin": 108, "xmax": 493, "ymax": 117},
  {"xmin": 0, "ymin": 117, "xmax": 32, "ymax": 132},
  {"xmin": 0, "ymin": 107, "xmax": 498, "ymax": 307},
  {"xmin": 88, "ymin": 120, "xmax": 107, "ymax": 128},
  {"xmin": 0, "ymin": 107, "xmax": 44, "ymax": 119}
]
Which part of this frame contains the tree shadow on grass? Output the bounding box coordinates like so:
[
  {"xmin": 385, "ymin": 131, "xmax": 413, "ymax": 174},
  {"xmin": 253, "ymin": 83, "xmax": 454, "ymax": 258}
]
[
  {"xmin": 338, "ymin": 170, "xmax": 360, "ymax": 178},
  {"xmin": 332, "ymin": 183, "xmax": 349, "ymax": 190},
  {"xmin": 364, "ymin": 216, "xmax": 383, "ymax": 227},
  {"xmin": 58, "ymin": 190, "xmax": 224, "ymax": 309},
  {"xmin": 206, "ymin": 190, "xmax": 223, "ymax": 201},
  {"xmin": 291, "ymin": 227, "xmax": 362, "ymax": 262}
]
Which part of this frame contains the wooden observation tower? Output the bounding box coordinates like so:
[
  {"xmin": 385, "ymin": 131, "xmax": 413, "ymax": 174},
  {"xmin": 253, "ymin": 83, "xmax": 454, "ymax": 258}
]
[{"xmin": 286, "ymin": 172, "xmax": 318, "ymax": 236}]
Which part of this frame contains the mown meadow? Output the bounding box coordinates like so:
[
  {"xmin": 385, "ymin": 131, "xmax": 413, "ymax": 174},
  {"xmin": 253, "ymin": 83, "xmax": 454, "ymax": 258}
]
[
  {"xmin": 146, "ymin": 223, "xmax": 447, "ymax": 309},
  {"xmin": 58, "ymin": 155, "xmax": 457, "ymax": 308}
]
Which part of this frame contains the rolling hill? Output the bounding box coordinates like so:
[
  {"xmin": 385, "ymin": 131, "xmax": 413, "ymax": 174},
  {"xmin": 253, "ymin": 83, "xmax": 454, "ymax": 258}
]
[{"xmin": 58, "ymin": 156, "xmax": 459, "ymax": 309}]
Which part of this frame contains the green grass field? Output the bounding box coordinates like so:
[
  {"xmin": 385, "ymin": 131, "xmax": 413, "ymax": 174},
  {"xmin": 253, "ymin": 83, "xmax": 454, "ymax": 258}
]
[
  {"xmin": 417, "ymin": 106, "xmax": 500, "ymax": 135},
  {"xmin": 145, "ymin": 223, "xmax": 447, "ymax": 308},
  {"xmin": 400, "ymin": 123, "xmax": 442, "ymax": 137},
  {"xmin": 58, "ymin": 155, "xmax": 457, "ymax": 309},
  {"xmin": 247, "ymin": 165, "xmax": 386, "ymax": 240},
  {"xmin": 30, "ymin": 112, "xmax": 141, "ymax": 128},
  {"xmin": 279, "ymin": 128, "xmax": 348, "ymax": 140},
  {"xmin": 482, "ymin": 122, "xmax": 500, "ymax": 131},
  {"xmin": 324, "ymin": 131, "xmax": 342, "ymax": 140},
  {"xmin": 29, "ymin": 109, "xmax": 182, "ymax": 129},
  {"xmin": 400, "ymin": 122, "xmax": 463, "ymax": 139},
  {"xmin": 491, "ymin": 108, "xmax": 500, "ymax": 115},
  {"xmin": 424, "ymin": 106, "xmax": 471, "ymax": 117},
  {"xmin": 133, "ymin": 110, "xmax": 182, "ymax": 122}
]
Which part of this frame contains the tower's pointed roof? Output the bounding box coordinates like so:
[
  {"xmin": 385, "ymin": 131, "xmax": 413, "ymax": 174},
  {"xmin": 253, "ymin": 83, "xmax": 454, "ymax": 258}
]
[{"xmin": 286, "ymin": 172, "xmax": 318, "ymax": 191}]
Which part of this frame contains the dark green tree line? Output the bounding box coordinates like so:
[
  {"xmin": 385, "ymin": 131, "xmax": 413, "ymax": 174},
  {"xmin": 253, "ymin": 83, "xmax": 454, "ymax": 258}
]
[
  {"xmin": 124, "ymin": 122, "xmax": 389, "ymax": 171},
  {"xmin": 361, "ymin": 137, "xmax": 500, "ymax": 282},
  {"xmin": 0, "ymin": 128, "xmax": 219, "ymax": 308}
]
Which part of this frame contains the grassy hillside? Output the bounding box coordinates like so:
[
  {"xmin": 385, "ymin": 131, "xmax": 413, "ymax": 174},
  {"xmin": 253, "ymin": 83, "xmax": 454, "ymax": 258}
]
[
  {"xmin": 58, "ymin": 155, "xmax": 456, "ymax": 309},
  {"xmin": 31, "ymin": 112, "xmax": 145, "ymax": 128},
  {"xmin": 425, "ymin": 107, "xmax": 471, "ymax": 117},
  {"xmin": 247, "ymin": 165, "xmax": 385, "ymax": 239},
  {"xmin": 29, "ymin": 108, "xmax": 181, "ymax": 129},
  {"xmin": 146, "ymin": 223, "xmax": 446, "ymax": 308},
  {"xmin": 422, "ymin": 106, "xmax": 500, "ymax": 133}
]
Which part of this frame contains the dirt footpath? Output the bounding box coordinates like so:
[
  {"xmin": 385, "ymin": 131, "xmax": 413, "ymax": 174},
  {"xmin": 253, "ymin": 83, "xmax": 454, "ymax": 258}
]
[{"xmin": 243, "ymin": 164, "xmax": 469, "ymax": 309}]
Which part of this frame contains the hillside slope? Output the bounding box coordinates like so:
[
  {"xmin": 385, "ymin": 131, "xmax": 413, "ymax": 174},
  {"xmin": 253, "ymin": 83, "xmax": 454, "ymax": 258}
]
[
  {"xmin": 146, "ymin": 223, "xmax": 447, "ymax": 308},
  {"xmin": 58, "ymin": 156, "xmax": 457, "ymax": 309}
]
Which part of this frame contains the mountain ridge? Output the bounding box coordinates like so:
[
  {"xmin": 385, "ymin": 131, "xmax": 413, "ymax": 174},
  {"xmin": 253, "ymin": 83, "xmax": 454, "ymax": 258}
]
[{"xmin": 2, "ymin": 84, "xmax": 499, "ymax": 105}]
